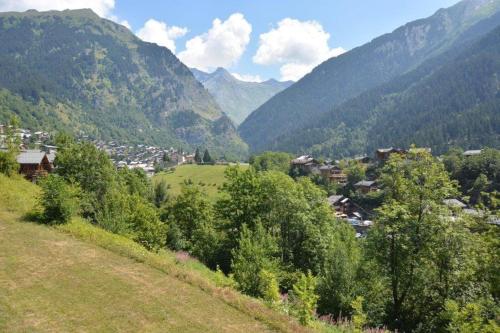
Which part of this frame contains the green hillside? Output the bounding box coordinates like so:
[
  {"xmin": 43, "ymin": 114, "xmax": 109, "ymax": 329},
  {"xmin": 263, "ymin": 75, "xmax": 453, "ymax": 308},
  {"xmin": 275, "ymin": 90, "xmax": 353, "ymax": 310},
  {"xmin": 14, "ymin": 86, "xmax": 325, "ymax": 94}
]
[
  {"xmin": 239, "ymin": 0, "xmax": 500, "ymax": 153},
  {"xmin": 0, "ymin": 9, "xmax": 247, "ymax": 158},
  {"xmin": 154, "ymin": 164, "xmax": 249, "ymax": 201},
  {"xmin": 0, "ymin": 174, "xmax": 307, "ymax": 333}
]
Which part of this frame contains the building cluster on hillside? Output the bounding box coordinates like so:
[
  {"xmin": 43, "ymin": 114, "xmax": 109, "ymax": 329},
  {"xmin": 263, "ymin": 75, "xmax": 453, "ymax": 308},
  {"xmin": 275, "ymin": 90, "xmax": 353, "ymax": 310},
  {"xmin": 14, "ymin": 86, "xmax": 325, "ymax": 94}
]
[
  {"xmin": 92, "ymin": 140, "xmax": 195, "ymax": 176},
  {"xmin": 290, "ymin": 146, "xmax": 491, "ymax": 237},
  {"xmin": 1, "ymin": 124, "xmax": 198, "ymax": 180}
]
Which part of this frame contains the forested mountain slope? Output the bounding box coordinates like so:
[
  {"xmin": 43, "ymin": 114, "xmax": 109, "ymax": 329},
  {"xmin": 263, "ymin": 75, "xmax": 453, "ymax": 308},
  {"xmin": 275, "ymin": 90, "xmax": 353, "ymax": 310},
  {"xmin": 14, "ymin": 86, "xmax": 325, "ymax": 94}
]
[
  {"xmin": 192, "ymin": 68, "xmax": 292, "ymax": 125},
  {"xmin": 239, "ymin": 0, "xmax": 500, "ymax": 152},
  {"xmin": 0, "ymin": 9, "xmax": 247, "ymax": 158},
  {"xmin": 269, "ymin": 20, "xmax": 500, "ymax": 158}
]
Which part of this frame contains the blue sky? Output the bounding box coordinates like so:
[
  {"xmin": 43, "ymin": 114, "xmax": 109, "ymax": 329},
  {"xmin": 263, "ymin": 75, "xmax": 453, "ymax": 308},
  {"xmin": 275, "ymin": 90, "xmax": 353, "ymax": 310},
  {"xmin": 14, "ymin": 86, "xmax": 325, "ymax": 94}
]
[{"xmin": 0, "ymin": 0, "xmax": 461, "ymax": 81}]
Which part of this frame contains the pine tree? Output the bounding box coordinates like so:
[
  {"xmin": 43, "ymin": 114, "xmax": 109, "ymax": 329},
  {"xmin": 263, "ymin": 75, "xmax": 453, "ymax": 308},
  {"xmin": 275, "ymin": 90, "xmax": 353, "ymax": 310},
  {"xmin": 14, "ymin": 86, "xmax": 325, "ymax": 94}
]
[
  {"xmin": 194, "ymin": 148, "xmax": 202, "ymax": 164},
  {"xmin": 203, "ymin": 149, "xmax": 213, "ymax": 164}
]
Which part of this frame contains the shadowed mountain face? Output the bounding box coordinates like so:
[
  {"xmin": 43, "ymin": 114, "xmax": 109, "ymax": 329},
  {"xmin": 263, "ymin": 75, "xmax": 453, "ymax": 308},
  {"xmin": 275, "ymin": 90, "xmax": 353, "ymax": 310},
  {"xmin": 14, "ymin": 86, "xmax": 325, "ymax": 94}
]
[
  {"xmin": 268, "ymin": 21, "xmax": 500, "ymax": 158},
  {"xmin": 0, "ymin": 9, "xmax": 247, "ymax": 158},
  {"xmin": 192, "ymin": 67, "xmax": 292, "ymax": 125},
  {"xmin": 239, "ymin": 0, "xmax": 500, "ymax": 154}
]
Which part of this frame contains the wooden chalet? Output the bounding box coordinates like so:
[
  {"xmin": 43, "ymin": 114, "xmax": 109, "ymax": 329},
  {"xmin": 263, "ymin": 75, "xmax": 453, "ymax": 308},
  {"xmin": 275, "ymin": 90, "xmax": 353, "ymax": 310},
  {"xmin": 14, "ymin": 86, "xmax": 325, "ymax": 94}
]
[
  {"xmin": 320, "ymin": 165, "xmax": 348, "ymax": 185},
  {"xmin": 375, "ymin": 148, "xmax": 407, "ymax": 162},
  {"xmin": 291, "ymin": 155, "xmax": 319, "ymax": 174},
  {"xmin": 17, "ymin": 150, "xmax": 52, "ymax": 181},
  {"xmin": 354, "ymin": 180, "xmax": 378, "ymax": 194},
  {"xmin": 328, "ymin": 195, "xmax": 351, "ymax": 215}
]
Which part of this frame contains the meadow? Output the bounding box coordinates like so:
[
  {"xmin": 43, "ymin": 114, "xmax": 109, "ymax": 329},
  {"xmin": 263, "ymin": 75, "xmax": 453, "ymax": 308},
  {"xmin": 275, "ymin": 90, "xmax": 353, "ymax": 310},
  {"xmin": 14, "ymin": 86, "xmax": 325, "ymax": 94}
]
[
  {"xmin": 154, "ymin": 164, "xmax": 249, "ymax": 201},
  {"xmin": 0, "ymin": 174, "xmax": 315, "ymax": 333}
]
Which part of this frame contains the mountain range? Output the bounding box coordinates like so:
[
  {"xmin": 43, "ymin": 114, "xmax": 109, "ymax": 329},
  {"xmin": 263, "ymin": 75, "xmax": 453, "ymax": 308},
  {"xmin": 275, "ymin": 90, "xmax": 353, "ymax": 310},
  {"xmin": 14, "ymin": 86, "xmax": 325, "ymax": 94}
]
[
  {"xmin": 191, "ymin": 67, "xmax": 292, "ymax": 125},
  {"xmin": 0, "ymin": 9, "xmax": 247, "ymax": 159},
  {"xmin": 239, "ymin": 0, "xmax": 500, "ymax": 157}
]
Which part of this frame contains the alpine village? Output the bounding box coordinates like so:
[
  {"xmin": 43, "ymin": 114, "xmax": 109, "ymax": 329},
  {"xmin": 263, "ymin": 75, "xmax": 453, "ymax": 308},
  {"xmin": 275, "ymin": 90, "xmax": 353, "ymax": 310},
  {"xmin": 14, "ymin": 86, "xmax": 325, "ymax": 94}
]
[{"xmin": 0, "ymin": 1, "xmax": 499, "ymax": 332}]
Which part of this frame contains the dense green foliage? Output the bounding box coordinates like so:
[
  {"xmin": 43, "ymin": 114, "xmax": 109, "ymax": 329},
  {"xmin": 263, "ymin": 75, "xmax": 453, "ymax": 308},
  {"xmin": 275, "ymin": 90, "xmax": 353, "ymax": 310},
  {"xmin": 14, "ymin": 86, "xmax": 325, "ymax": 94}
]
[
  {"xmin": 39, "ymin": 174, "xmax": 80, "ymax": 224},
  {"xmin": 54, "ymin": 138, "xmax": 166, "ymax": 250},
  {"xmin": 0, "ymin": 9, "xmax": 247, "ymax": 158},
  {"xmin": 250, "ymin": 151, "xmax": 294, "ymax": 174},
  {"xmin": 444, "ymin": 148, "xmax": 500, "ymax": 208},
  {"xmin": 192, "ymin": 67, "xmax": 292, "ymax": 125},
  {"xmin": 0, "ymin": 117, "xmax": 20, "ymax": 176},
  {"xmin": 240, "ymin": 0, "xmax": 500, "ymax": 157},
  {"xmin": 156, "ymin": 149, "xmax": 499, "ymax": 332}
]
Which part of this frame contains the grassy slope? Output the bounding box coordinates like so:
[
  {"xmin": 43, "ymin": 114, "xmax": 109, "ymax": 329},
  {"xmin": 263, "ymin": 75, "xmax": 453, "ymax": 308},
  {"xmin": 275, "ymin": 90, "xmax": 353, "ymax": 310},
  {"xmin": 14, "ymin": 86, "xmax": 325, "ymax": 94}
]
[
  {"xmin": 154, "ymin": 164, "xmax": 249, "ymax": 201},
  {"xmin": 0, "ymin": 174, "xmax": 309, "ymax": 333}
]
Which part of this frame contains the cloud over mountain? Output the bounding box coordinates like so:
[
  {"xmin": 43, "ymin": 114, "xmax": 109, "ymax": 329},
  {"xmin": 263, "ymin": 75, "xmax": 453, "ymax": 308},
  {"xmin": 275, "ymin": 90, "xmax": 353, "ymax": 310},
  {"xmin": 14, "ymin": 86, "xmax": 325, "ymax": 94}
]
[
  {"xmin": 136, "ymin": 19, "xmax": 187, "ymax": 53},
  {"xmin": 253, "ymin": 18, "xmax": 345, "ymax": 81},
  {"xmin": 178, "ymin": 13, "xmax": 251, "ymax": 71}
]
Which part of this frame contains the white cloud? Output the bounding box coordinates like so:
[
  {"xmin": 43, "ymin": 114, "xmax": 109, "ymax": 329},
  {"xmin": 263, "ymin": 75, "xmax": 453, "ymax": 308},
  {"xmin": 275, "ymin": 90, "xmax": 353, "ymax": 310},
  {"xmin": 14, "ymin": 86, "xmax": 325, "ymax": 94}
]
[
  {"xmin": 0, "ymin": 0, "xmax": 115, "ymax": 17},
  {"xmin": 231, "ymin": 72, "xmax": 263, "ymax": 83},
  {"xmin": 108, "ymin": 15, "xmax": 131, "ymax": 29},
  {"xmin": 178, "ymin": 13, "xmax": 251, "ymax": 71},
  {"xmin": 136, "ymin": 19, "xmax": 187, "ymax": 53},
  {"xmin": 253, "ymin": 18, "xmax": 345, "ymax": 81}
]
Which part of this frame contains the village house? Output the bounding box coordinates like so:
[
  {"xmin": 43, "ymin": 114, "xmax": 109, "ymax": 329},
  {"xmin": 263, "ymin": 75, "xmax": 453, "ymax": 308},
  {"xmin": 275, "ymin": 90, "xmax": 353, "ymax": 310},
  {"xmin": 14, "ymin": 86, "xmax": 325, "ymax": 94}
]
[
  {"xmin": 327, "ymin": 195, "xmax": 351, "ymax": 216},
  {"xmin": 17, "ymin": 150, "xmax": 52, "ymax": 181},
  {"xmin": 320, "ymin": 165, "xmax": 348, "ymax": 186},
  {"xmin": 291, "ymin": 155, "xmax": 319, "ymax": 174},
  {"xmin": 375, "ymin": 147, "xmax": 407, "ymax": 162},
  {"xmin": 354, "ymin": 180, "xmax": 378, "ymax": 194}
]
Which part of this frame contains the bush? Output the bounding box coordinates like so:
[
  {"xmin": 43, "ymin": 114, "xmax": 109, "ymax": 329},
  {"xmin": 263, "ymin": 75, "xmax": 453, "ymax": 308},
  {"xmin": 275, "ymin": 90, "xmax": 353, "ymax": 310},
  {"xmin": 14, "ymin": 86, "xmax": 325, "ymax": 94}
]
[
  {"xmin": 291, "ymin": 271, "xmax": 319, "ymax": 326},
  {"xmin": 0, "ymin": 150, "xmax": 18, "ymax": 177},
  {"xmin": 39, "ymin": 174, "xmax": 80, "ymax": 224}
]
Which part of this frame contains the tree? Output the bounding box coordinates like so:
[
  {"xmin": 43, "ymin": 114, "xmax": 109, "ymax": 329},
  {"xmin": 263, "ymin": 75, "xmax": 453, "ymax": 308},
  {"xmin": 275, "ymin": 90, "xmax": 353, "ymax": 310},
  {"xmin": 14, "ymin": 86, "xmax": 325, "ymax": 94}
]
[
  {"xmin": 365, "ymin": 150, "xmax": 470, "ymax": 331},
  {"xmin": 231, "ymin": 223, "xmax": 278, "ymax": 297},
  {"xmin": 0, "ymin": 116, "xmax": 20, "ymax": 176},
  {"xmin": 351, "ymin": 296, "xmax": 367, "ymax": 333},
  {"xmin": 317, "ymin": 221, "xmax": 361, "ymax": 317},
  {"xmin": 162, "ymin": 184, "xmax": 215, "ymax": 257},
  {"xmin": 0, "ymin": 150, "xmax": 18, "ymax": 176},
  {"xmin": 194, "ymin": 147, "xmax": 202, "ymax": 164},
  {"xmin": 127, "ymin": 195, "xmax": 166, "ymax": 251},
  {"xmin": 55, "ymin": 141, "xmax": 115, "ymax": 218},
  {"xmin": 153, "ymin": 179, "xmax": 169, "ymax": 208},
  {"xmin": 202, "ymin": 149, "xmax": 213, "ymax": 164},
  {"xmin": 258, "ymin": 269, "xmax": 281, "ymax": 307},
  {"xmin": 442, "ymin": 300, "xmax": 499, "ymax": 333},
  {"xmin": 291, "ymin": 271, "xmax": 319, "ymax": 326},
  {"xmin": 250, "ymin": 151, "xmax": 293, "ymax": 174},
  {"xmin": 39, "ymin": 174, "xmax": 80, "ymax": 224}
]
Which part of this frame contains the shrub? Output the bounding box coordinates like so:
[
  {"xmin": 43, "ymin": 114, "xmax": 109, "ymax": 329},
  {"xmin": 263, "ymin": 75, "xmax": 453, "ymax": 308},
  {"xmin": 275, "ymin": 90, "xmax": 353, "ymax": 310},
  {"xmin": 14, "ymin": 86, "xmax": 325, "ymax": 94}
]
[
  {"xmin": 39, "ymin": 174, "xmax": 80, "ymax": 224},
  {"xmin": 0, "ymin": 150, "xmax": 18, "ymax": 176},
  {"xmin": 291, "ymin": 271, "xmax": 319, "ymax": 326}
]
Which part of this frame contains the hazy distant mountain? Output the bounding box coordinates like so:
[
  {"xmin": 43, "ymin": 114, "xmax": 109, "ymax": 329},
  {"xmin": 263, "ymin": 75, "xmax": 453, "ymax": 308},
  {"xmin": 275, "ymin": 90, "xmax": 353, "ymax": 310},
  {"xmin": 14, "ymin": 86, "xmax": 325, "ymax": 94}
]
[
  {"xmin": 0, "ymin": 9, "xmax": 247, "ymax": 158},
  {"xmin": 192, "ymin": 67, "xmax": 293, "ymax": 124},
  {"xmin": 239, "ymin": 0, "xmax": 500, "ymax": 153}
]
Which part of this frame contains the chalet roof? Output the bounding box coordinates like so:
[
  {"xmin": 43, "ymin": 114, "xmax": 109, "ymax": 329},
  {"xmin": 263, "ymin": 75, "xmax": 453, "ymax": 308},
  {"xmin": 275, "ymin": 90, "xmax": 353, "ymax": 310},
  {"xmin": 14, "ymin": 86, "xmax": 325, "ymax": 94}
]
[
  {"xmin": 376, "ymin": 148, "xmax": 393, "ymax": 153},
  {"xmin": 291, "ymin": 155, "xmax": 314, "ymax": 165},
  {"xmin": 463, "ymin": 150, "xmax": 482, "ymax": 156},
  {"xmin": 17, "ymin": 150, "xmax": 47, "ymax": 164},
  {"xmin": 327, "ymin": 195, "xmax": 344, "ymax": 205},
  {"xmin": 355, "ymin": 180, "xmax": 377, "ymax": 187},
  {"xmin": 47, "ymin": 151, "xmax": 56, "ymax": 163},
  {"xmin": 443, "ymin": 199, "xmax": 467, "ymax": 208}
]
